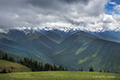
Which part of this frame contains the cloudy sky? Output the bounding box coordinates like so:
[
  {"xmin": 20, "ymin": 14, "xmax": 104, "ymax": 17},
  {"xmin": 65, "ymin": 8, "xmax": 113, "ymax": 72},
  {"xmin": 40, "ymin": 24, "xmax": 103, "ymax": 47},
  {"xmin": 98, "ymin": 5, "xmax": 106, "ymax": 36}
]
[{"xmin": 0, "ymin": 0, "xmax": 120, "ymax": 32}]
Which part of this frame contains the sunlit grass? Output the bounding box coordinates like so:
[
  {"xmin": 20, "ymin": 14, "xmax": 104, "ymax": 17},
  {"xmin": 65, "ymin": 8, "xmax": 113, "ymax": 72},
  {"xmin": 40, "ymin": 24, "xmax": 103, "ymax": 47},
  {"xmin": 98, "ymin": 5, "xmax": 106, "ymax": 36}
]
[
  {"xmin": 0, "ymin": 71, "xmax": 120, "ymax": 80},
  {"xmin": 0, "ymin": 60, "xmax": 31, "ymax": 72}
]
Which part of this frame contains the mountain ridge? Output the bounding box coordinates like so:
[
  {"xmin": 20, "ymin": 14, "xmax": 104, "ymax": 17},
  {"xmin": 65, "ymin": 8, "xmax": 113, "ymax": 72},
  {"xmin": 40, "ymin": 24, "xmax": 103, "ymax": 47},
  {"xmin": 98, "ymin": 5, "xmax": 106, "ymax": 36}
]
[
  {"xmin": 0, "ymin": 29, "xmax": 120, "ymax": 73},
  {"xmin": 1, "ymin": 27, "xmax": 120, "ymax": 43}
]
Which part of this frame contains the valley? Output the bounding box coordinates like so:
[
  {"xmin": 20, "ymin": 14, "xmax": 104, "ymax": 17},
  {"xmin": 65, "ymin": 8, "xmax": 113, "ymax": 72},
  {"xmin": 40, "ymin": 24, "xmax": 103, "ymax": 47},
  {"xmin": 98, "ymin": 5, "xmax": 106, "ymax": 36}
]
[{"xmin": 0, "ymin": 29, "xmax": 120, "ymax": 73}]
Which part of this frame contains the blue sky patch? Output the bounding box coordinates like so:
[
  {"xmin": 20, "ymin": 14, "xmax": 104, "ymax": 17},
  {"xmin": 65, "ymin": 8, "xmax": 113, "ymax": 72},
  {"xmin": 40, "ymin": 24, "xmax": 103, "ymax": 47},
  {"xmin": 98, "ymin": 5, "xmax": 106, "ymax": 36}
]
[{"xmin": 105, "ymin": 0, "xmax": 120, "ymax": 14}]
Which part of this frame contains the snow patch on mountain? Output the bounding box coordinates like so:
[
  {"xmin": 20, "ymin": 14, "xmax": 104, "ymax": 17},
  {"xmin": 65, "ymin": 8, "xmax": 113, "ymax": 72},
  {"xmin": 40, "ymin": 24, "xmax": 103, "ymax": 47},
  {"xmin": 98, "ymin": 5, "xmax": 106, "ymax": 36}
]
[{"xmin": 13, "ymin": 27, "xmax": 82, "ymax": 34}]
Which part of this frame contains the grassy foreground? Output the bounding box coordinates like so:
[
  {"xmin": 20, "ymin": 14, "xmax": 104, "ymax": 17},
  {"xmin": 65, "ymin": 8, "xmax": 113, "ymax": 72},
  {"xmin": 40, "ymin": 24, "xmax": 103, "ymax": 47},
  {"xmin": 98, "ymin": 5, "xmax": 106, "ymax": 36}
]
[{"xmin": 0, "ymin": 71, "xmax": 120, "ymax": 80}]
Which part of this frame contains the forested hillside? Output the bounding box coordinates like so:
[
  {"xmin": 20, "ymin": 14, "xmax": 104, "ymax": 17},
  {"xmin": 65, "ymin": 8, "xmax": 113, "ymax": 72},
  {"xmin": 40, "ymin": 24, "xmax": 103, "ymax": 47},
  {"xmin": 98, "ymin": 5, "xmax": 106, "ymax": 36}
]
[{"xmin": 0, "ymin": 29, "xmax": 120, "ymax": 73}]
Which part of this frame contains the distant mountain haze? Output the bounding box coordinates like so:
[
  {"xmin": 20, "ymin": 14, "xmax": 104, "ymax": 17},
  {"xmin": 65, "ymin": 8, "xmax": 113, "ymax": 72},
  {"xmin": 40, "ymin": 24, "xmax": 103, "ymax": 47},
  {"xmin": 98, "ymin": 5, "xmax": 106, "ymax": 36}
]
[{"xmin": 0, "ymin": 28, "xmax": 120, "ymax": 73}]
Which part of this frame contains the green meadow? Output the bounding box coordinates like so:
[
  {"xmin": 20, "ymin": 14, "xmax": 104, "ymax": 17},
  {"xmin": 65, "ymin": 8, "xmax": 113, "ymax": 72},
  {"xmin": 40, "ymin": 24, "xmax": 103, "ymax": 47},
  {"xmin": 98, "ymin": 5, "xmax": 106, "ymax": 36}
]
[
  {"xmin": 0, "ymin": 71, "xmax": 120, "ymax": 80},
  {"xmin": 0, "ymin": 60, "xmax": 31, "ymax": 72}
]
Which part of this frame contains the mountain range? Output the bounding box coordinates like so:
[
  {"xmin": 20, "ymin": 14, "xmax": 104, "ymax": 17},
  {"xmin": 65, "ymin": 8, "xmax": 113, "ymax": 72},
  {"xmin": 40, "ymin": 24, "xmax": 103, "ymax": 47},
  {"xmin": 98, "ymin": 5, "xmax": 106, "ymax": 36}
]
[{"xmin": 0, "ymin": 28, "xmax": 120, "ymax": 73}]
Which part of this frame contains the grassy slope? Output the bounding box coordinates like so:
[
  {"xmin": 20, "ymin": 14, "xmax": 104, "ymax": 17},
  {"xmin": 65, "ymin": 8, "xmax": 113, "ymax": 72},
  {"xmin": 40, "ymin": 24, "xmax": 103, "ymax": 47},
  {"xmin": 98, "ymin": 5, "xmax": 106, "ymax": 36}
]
[
  {"xmin": 1, "ymin": 30, "xmax": 120, "ymax": 73},
  {"xmin": 0, "ymin": 31, "xmax": 58, "ymax": 64},
  {"xmin": 45, "ymin": 30, "xmax": 64, "ymax": 42},
  {"xmin": 52, "ymin": 32, "xmax": 120, "ymax": 72},
  {"xmin": 0, "ymin": 60, "xmax": 31, "ymax": 72},
  {"xmin": 0, "ymin": 71, "xmax": 120, "ymax": 80}
]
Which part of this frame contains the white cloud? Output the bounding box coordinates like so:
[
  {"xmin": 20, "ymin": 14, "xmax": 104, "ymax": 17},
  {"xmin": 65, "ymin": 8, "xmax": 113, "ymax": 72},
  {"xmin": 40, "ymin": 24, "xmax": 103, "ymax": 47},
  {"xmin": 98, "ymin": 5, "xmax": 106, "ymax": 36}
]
[
  {"xmin": 109, "ymin": 1, "xmax": 117, "ymax": 5},
  {"xmin": 66, "ymin": 13, "xmax": 120, "ymax": 32},
  {"xmin": 114, "ymin": 5, "xmax": 120, "ymax": 13},
  {"xmin": 84, "ymin": 0, "xmax": 108, "ymax": 16},
  {"xmin": 0, "ymin": 0, "xmax": 120, "ymax": 32}
]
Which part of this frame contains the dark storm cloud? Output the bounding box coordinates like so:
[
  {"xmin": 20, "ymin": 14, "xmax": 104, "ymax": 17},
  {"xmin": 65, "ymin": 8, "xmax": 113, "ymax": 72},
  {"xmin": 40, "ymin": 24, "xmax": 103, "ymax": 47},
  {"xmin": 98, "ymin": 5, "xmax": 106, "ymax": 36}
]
[
  {"xmin": 59, "ymin": 0, "xmax": 89, "ymax": 4},
  {"xmin": 64, "ymin": 16, "xmax": 86, "ymax": 26},
  {"xmin": 26, "ymin": 0, "xmax": 62, "ymax": 10},
  {"xmin": 26, "ymin": 0, "xmax": 89, "ymax": 11},
  {"xmin": 68, "ymin": 19, "xmax": 86, "ymax": 26},
  {"xmin": 0, "ymin": 0, "xmax": 26, "ymax": 8}
]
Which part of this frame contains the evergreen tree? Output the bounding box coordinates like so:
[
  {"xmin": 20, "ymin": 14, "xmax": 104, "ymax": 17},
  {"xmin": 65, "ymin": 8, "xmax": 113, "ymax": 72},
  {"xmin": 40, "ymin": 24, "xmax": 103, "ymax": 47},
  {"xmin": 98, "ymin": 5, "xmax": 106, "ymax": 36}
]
[
  {"xmin": 89, "ymin": 65, "xmax": 94, "ymax": 71},
  {"xmin": 50, "ymin": 65, "xmax": 54, "ymax": 71},
  {"xmin": 17, "ymin": 60, "xmax": 20, "ymax": 63},
  {"xmin": 104, "ymin": 70, "xmax": 106, "ymax": 72},
  {"xmin": 29, "ymin": 58, "xmax": 33, "ymax": 68},
  {"xmin": 107, "ymin": 71, "xmax": 109, "ymax": 73},
  {"xmin": 49, "ymin": 66, "xmax": 51, "ymax": 71},
  {"xmin": 58, "ymin": 65, "xmax": 64, "ymax": 71},
  {"xmin": 59, "ymin": 65, "xmax": 62, "ymax": 71},
  {"xmin": 0, "ymin": 55, "xmax": 1, "ymax": 59},
  {"xmin": 8, "ymin": 70, "xmax": 11, "ymax": 73},
  {"xmin": 44, "ymin": 63, "xmax": 54, "ymax": 71},
  {"xmin": 61, "ymin": 66, "xmax": 64, "ymax": 71},
  {"xmin": 40, "ymin": 62, "xmax": 44, "ymax": 71},
  {"xmin": 9, "ymin": 56, "xmax": 14, "ymax": 62},
  {"xmin": 79, "ymin": 67, "xmax": 83, "ymax": 71},
  {"xmin": 38, "ymin": 62, "xmax": 41, "ymax": 71},
  {"xmin": 20, "ymin": 59, "xmax": 24, "ymax": 65},
  {"xmin": 24, "ymin": 57, "xmax": 29, "ymax": 67},
  {"xmin": 31, "ymin": 67, "xmax": 36, "ymax": 71},
  {"xmin": 31, "ymin": 61, "xmax": 36, "ymax": 71},
  {"xmin": 34, "ymin": 60, "xmax": 38, "ymax": 71},
  {"xmin": 1, "ymin": 68, "xmax": 7, "ymax": 73},
  {"xmin": 4, "ymin": 53, "xmax": 8, "ymax": 60},
  {"xmin": 54, "ymin": 63, "xmax": 57, "ymax": 71},
  {"xmin": 65, "ymin": 67, "xmax": 69, "ymax": 71},
  {"xmin": 2, "ymin": 54, "xmax": 5, "ymax": 60},
  {"xmin": 44, "ymin": 63, "xmax": 50, "ymax": 71}
]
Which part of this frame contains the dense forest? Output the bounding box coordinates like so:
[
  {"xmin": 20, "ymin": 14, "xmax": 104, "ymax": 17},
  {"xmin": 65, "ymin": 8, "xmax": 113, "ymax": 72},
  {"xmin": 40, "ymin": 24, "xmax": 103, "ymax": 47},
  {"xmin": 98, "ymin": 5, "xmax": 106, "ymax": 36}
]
[
  {"xmin": 0, "ymin": 53, "xmax": 69, "ymax": 72},
  {"xmin": 0, "ymin": 53, "xmax": 111, "ymax": 73}
]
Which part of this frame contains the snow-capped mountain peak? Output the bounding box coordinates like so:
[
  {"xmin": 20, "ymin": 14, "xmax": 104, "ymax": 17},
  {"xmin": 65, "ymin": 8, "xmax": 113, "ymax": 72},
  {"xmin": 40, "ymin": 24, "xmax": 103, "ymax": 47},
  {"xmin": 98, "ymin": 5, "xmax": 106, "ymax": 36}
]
[{"xmin": 14, "ymin": 27, "xmax": 82, "ymax": 34}]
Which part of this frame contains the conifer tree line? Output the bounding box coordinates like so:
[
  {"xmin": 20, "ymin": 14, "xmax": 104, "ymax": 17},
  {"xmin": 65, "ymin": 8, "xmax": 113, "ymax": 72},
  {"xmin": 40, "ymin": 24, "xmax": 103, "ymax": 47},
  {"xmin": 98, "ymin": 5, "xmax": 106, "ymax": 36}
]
[
  {"xmin": 0, "ymin": 53, "xmax": 69, "ymax": 71},
  {"xmin": 0, "ymin": 53, "xmax": 110, "ymax": 73},
  {"xmin": 17, "ymin": 57, "xmax": 69, "ymax": 71},
  {"xmin": 0, "ymin": 53, "xmax": 14, "ymax": 62}
]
